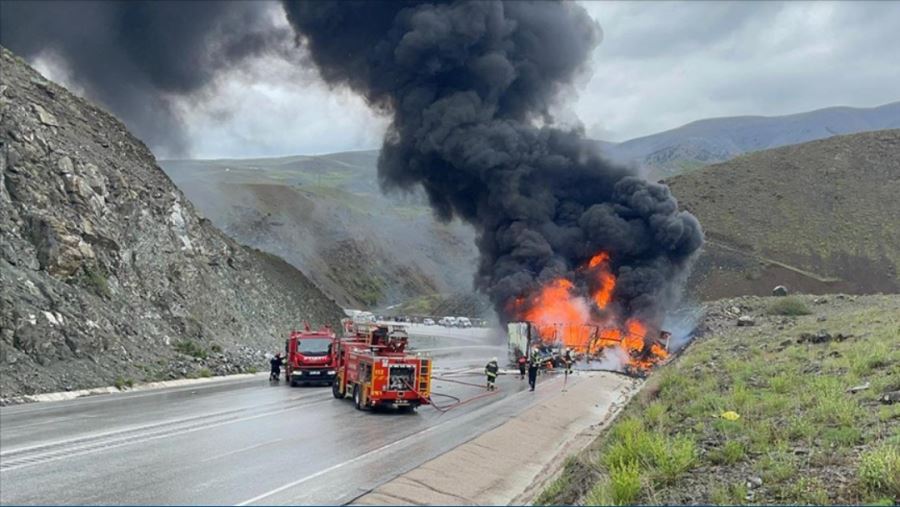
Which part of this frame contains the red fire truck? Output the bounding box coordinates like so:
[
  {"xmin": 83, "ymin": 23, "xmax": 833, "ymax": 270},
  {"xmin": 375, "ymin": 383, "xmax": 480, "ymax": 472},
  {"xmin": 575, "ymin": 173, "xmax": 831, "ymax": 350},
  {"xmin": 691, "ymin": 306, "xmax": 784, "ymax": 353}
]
[
  {"xmin": 332, "ymin": 321, "xmax": 431, "ymax": 412},
  {"xmin": 284, "ymin": 325, "xmax": 338, "ymax": 386}
]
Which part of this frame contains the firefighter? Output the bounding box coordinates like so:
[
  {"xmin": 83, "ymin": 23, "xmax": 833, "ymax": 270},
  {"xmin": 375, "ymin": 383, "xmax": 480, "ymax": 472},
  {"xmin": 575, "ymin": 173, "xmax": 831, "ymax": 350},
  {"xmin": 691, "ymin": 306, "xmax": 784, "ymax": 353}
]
[
  {"xmin": 517, "ymin": 354, "xmax": 527, "ymax": 380},
  {"xmin": 563, "ymin": 347, "xmax": 574, "ymax": 375},
  {"xmin": 528, "ymin": 346, "xmax": 541, "ymax": 391},
  {"xmin": 269, "ymin": 352, "xmax": 284, "ymax": 382},
  {"xmin": 484, "ymin": 357, "xmax": 499, "ymax": 391}
]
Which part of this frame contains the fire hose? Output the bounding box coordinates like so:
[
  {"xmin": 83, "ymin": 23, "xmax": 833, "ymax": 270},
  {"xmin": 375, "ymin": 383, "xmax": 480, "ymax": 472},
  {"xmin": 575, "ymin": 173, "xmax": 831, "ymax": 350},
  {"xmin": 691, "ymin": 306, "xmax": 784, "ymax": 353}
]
[{"xmin": 402, "ymin": 375, "xmax": 501, "ymax": 413}]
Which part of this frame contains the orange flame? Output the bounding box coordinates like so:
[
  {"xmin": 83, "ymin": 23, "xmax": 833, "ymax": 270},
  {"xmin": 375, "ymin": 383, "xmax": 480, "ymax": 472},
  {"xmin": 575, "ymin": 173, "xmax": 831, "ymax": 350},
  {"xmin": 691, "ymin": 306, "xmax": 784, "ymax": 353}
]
[
  {"xmin": 515, "ymin": 252, "xmax": 669, "ymax": 372},
  {"xmin": 588, "ymin": 252, "xmax": 616, "ymax": 309}
]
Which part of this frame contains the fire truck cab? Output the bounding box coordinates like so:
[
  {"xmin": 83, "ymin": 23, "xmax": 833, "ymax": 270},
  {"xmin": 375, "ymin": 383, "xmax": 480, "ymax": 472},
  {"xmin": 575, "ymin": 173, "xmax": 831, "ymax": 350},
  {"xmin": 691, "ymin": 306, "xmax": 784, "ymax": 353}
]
[
  {"xmin": 332, "ymin": 321, "xmax": 431, "ymax": 412},
  {"xmin": 284, "ymin": 326, "xmax": 338, "ymax": 387}
]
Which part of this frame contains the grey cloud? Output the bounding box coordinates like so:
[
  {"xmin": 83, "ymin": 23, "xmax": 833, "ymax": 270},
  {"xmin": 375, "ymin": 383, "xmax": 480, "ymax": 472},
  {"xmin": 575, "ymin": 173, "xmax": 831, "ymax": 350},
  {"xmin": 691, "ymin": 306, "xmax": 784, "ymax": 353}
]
[{"xmin": 0, "ymin": 0, "xmax": 291, "ymax": 157}]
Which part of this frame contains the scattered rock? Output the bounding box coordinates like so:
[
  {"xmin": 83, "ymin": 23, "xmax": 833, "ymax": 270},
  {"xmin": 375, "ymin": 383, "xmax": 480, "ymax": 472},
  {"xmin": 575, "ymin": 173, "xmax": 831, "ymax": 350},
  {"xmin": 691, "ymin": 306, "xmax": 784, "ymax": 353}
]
[
  {"xmin": 880, "ymin": 391, "xmax": 900, "ymax": 404},
  {"xmin": 798, "ymin": 331, "xmax": 852, "ymax": 344},
  {"xmin": 817, "ymin": 316, "xmax": 827, "ymax": 322},
  {"xmin": 737, "ymin": 315, "xmax": 755, "ymax": 327},
  {"xmin": 814, "ymin": 297, "xmax": 828, "ymax": 304},
  {"xmin": 32, "ymin": 103, "xmax": 59, "ymax": 126},
  {"xmin": 747, "ymin": 476, "xmax": 763, "ymax": 489},
  {"xmin": 1, "ymin": 48, "xmax": 346, "ymax": 397},
  {"xmin": 772, "ymin": 285, "xmax": 789, "ymax": 296},
  {"xmin": 847, "ymin": 382, "xmax": 870, "ymax": 394}
]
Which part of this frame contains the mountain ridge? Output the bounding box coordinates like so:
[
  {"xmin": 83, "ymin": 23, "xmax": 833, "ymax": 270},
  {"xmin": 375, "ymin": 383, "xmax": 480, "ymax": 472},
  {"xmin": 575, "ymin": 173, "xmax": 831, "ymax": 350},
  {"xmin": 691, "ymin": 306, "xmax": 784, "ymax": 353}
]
[{"xmin": 603, "ymin": 101, "xmax": 900, "ymax": 178}]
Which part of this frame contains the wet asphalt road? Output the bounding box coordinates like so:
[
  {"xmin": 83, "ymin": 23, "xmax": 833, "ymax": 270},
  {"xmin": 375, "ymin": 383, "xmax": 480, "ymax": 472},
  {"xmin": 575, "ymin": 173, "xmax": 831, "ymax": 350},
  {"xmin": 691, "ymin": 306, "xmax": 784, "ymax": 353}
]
[{"xmin": 0, "ymin": 332, "xmax": 562, "ymax": 505}]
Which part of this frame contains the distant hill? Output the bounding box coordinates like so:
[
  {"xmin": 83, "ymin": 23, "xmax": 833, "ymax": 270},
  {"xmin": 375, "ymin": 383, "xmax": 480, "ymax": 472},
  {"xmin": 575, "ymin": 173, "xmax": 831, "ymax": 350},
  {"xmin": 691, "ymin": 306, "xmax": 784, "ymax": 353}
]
[
  {"xmin": 161, "ymin": 153, "xmax": 479, "ymax": 309},
  {"xmin": 163, "ymin": 128, "xmax": 900, "ymax": 311},
  {"xmin": 604, "ymin": 102, "xmax": 900, "ymax": 179},
  {"xmin": 668, "ymin": 129, "xmax": 900, "ymax": 300}
]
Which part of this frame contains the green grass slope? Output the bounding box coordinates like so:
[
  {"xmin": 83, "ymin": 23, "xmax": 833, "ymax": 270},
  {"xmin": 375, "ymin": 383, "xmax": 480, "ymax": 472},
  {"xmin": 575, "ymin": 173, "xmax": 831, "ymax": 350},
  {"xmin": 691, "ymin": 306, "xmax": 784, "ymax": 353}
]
[
  {"xmin": 538, "ymin": 294, "xmax": 900, "ymax": 505},
  {"xmin": 668, "ymin": 129, "xmax": 900, "ymax": 300}
]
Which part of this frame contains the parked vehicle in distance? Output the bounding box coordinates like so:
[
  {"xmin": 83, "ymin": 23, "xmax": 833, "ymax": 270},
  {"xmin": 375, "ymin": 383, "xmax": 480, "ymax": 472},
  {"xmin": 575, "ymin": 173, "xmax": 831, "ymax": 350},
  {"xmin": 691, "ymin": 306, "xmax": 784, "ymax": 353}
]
[
  {"xmin": 423, "ymin": 318, "xmax": 435, "ymax": 326},
  {"xmin": 438, "ymin": 316, "xmax": 457, "ymax": 327},
  {"xmin": 456, "ymin": 317, "xmax": 472, "ymax": 328}
]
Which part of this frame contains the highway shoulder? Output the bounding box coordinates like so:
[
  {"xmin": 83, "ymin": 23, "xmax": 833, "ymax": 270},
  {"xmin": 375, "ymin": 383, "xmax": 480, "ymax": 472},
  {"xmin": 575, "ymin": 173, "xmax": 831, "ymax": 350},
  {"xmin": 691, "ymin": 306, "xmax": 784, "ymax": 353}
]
[{"xmin": 352, "ymin": 372, "xmax": 642, "ymax": 506}]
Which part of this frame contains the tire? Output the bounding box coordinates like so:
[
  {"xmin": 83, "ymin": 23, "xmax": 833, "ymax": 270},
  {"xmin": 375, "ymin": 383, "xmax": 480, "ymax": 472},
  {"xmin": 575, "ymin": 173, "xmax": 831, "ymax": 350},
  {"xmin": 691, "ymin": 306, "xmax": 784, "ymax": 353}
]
[
  {"xmin": 332, "ymin": 379, "xmax": 344, "ymax": 399},
  {"xmin": 353, "ymin": 384, "xmax": 365, "ymax": 411}
]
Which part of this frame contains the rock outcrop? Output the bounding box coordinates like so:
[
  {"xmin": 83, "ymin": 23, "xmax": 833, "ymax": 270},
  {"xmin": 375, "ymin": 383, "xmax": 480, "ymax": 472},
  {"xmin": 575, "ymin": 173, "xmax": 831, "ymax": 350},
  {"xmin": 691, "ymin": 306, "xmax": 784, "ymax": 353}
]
[{"xmin": 0, "ymin": 47, "xmax": 345, "ymax": 398}]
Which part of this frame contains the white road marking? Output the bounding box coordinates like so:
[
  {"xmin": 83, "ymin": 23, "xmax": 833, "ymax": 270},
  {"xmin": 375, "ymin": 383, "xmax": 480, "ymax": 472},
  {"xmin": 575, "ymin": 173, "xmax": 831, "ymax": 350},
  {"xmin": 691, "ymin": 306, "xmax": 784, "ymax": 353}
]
[
  {"xmin": 236, "ymin": 418, "xmax": 451, "ymax": 505},
  {"xmin": 0, "ymin": 399, "xmax": 331, "ymax": 473},
  {"xmin": 237, "ymin": 376, "xmax": 566, "ymax": 506},
  {"xmin": 0, "ymin": 375, "xmax": 267, "ymax": 415},
  {"xmin": 200, "ymin": 439, "xmax": 284, "ymax": 463},
  {"xmin": 0, "ymin": 391, "xmax": 329, "ymax": 457}
]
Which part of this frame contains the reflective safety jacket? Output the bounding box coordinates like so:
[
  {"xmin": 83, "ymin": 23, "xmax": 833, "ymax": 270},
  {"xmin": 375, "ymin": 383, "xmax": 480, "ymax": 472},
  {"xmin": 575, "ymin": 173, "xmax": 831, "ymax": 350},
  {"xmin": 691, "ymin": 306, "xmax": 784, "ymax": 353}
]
[{"xmin": 485, "ymin": 360, "xmax": 499, "ymax": 377}]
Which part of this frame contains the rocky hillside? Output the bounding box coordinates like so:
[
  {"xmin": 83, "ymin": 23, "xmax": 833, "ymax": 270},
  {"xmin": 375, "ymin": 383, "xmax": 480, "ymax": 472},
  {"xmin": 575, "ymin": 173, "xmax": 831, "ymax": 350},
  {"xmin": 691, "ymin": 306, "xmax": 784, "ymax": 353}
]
[
  {"xmin": 604, "ymin": 102, "xmax": 900, "ymax": 179},
  {"xmin": 668, "ymin": 129, "xmax": 900, "ymax": 300},
  {"xmin": 161, "ymin": 153, "xmax": 479, "ymax": 309},
  {"xmin": 0, "ymin": 47, "xmax": 345, "ymax": 398}
]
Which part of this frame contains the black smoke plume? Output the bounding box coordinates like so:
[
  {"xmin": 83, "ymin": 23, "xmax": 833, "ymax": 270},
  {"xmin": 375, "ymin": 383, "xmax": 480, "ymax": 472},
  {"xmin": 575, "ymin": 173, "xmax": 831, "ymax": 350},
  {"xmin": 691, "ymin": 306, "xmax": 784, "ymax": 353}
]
[
  {"xmin": 0, "ymin": 0, "xmax": 290, "ymax": 157},
  {"xmin": 282, "ymin": 1, "xmax": 703, "ymax": 325}
]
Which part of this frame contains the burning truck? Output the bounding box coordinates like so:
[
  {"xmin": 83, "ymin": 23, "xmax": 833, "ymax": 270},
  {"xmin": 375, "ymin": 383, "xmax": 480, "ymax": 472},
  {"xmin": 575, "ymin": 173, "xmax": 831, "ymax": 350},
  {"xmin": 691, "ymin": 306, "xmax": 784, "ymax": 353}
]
[{"xmin": 506, "ymin": 252, "xmax": 673, "ymax": 377}]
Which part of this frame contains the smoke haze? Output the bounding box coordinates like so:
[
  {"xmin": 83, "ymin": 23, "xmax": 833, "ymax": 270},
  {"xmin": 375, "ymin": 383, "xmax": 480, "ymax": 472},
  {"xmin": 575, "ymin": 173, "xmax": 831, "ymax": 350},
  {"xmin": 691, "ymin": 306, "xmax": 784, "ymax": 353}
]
[
  {"xmin": 282, "ymin": 1, "xmax": 703, "ymax": 325},
  {"xmin": 0, "ymin": 0, "xmax": 292, "ymax": 157},
  {"xmin": 1, "ymin": 0, "xmax": 703, "ymax": 324}
]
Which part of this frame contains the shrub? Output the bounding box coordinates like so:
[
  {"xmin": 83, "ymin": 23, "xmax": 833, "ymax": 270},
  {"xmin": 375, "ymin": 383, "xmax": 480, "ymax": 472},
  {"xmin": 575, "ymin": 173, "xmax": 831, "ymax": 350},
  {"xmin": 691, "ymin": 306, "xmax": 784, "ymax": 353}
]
[
  {"xmin": 535, "ymin": 473, "xmax": 570, "ymax": 506},
  {"xmin": 607, "ymin": 461, "xmax": 642, "ymax": 505},
  {"xmin": 650, "ymin": 436, "xmax": 698, "ymax": 485},
  {"xmin": 710, "ymin": 482, "xmax": 747, "ymax": 505},
  {"xmin": 603, "ymin": 419, "xmax": 659, "ymax": 469},
  {"xmin": 710, "ymin": 440, "xmax": 746, "ymax": 465},
  {"xmin": 858, "ymin": 445, "xmax": 900, "ymax": 498},
  {"xmin": 822, "ymin": 425, "xmax": 862, "ymax": 448},
  {"xmin": 210, "ymin": 344, "xmax": 223, "ymax": 353},
  {"xmin": 113, "ymin": 377, "xmax": 133, "ymax": 390},
  {"xmin": 767, "ymin": 297, "xmax": 811, "ymax": 316},
  {"xmin": 757, "ymin": 451, "xmax": 797, "ymax": 483},
  {"xmin": 198, "ymin": 368, "xmax": 212, "ymax": 378},
  {"xmin": 246, "ymin": 366, "xmax": 258, "ymax": 374},
  {"xmin": 174, "ymin": 340, "xmax": 207, "ymax": 359},
  {"xmin": 644, "ymin": 401, "xmax": 669, "ymax": 429},
  {"xmin": 78, "ymin": 265, "xmax": 111, "ymax": 298},
  {"xmin": 786, "ymin": 477, "xmax": 829, "ymax": 505},
  {"xmin": 584, "ymin": 479, "xmax": 614, "ymax": 506},
  {"xmin": 850, "ymin": 342, "xmax": 890, "ymax": 376}
]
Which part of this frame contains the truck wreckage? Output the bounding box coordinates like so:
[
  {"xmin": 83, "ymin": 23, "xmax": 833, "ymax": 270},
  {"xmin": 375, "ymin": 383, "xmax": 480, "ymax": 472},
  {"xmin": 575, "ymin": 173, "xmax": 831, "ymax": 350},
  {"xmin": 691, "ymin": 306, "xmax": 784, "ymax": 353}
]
[{"xmin": 507, "ymin": 321, "xmax": 672, "ymax": 377}]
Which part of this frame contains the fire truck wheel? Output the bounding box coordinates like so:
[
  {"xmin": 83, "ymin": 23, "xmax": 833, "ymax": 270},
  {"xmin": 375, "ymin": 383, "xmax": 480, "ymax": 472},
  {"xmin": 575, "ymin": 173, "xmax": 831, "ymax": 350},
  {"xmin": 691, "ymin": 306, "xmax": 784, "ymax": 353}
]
[
  {"xmin": 353, "ymin": 384, "xmax": 365, "ymax": 411},
  {"xmin": 332, "ymin": 379, "xmax": 344, "ymax": 399}
]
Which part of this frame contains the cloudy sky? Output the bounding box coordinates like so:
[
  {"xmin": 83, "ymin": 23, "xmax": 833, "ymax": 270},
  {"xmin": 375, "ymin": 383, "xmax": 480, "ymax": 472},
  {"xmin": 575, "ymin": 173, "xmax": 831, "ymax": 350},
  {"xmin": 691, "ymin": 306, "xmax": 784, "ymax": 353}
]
[{"xmin": 21, "ymin": 1, "xmax": 900, "ymax": 159}]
